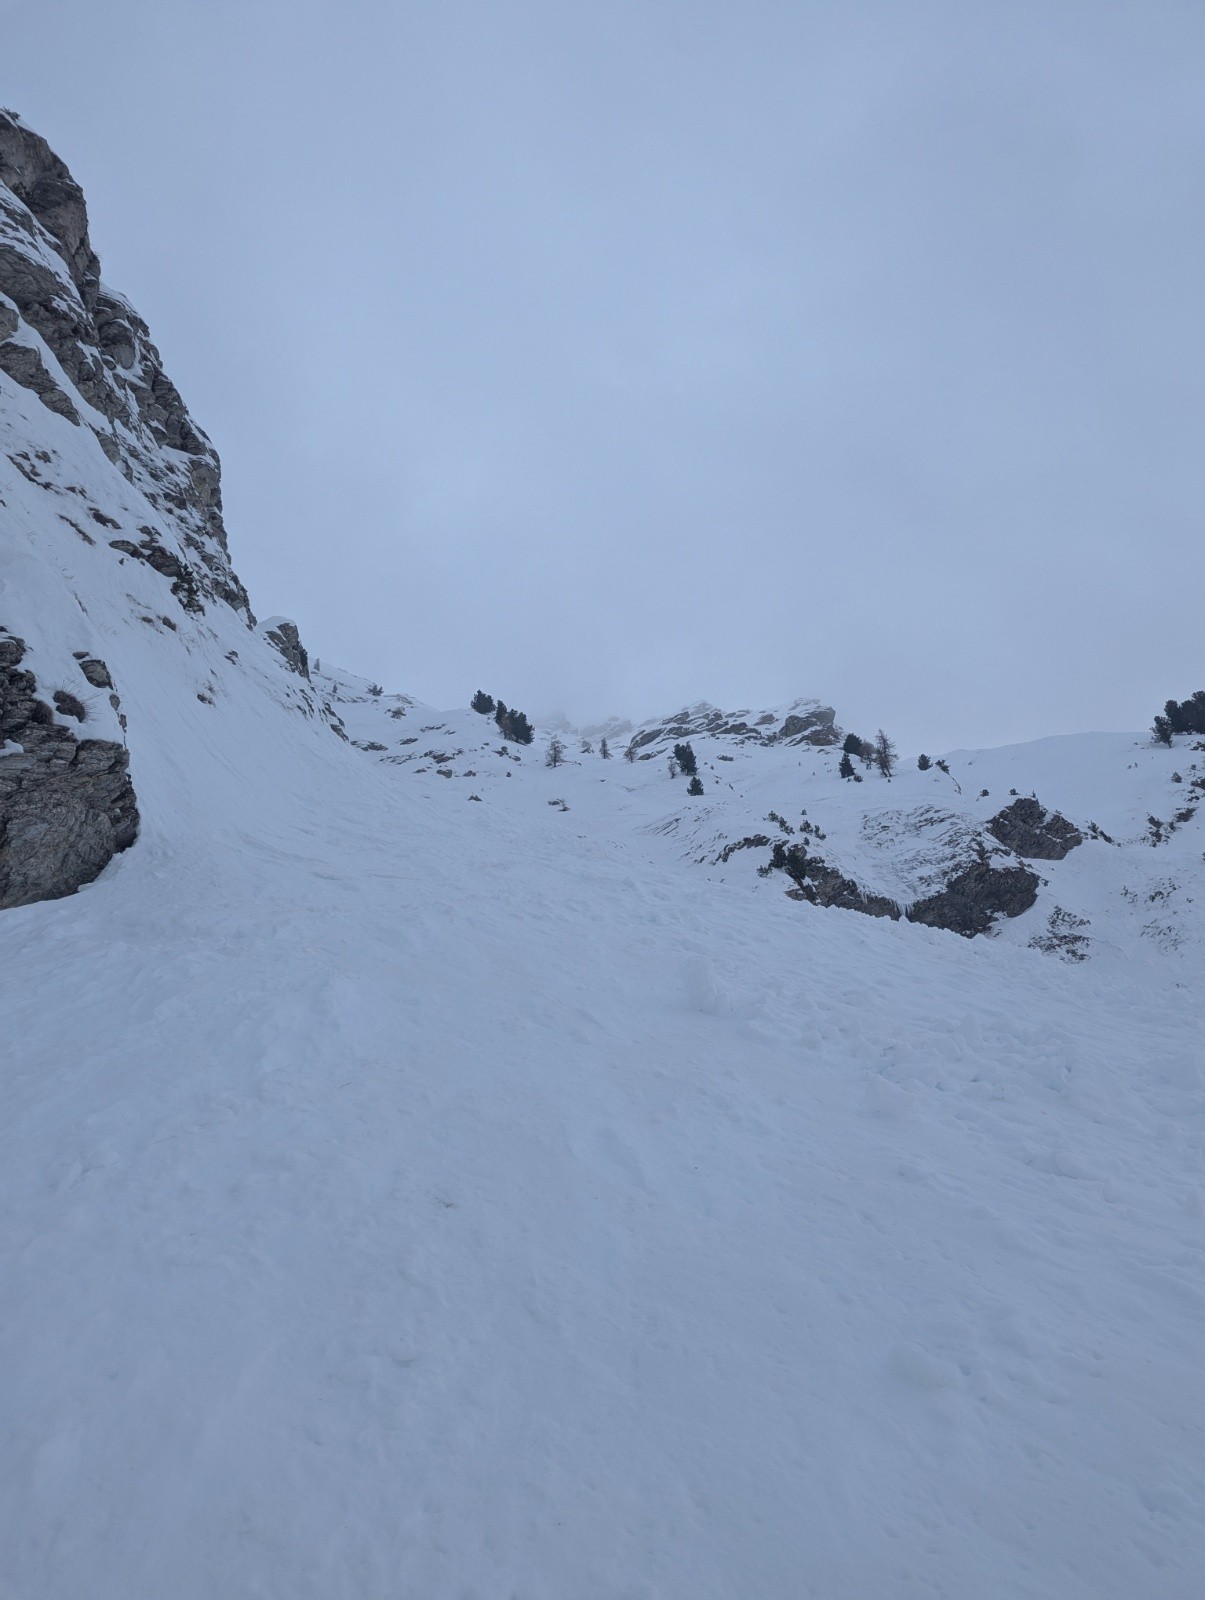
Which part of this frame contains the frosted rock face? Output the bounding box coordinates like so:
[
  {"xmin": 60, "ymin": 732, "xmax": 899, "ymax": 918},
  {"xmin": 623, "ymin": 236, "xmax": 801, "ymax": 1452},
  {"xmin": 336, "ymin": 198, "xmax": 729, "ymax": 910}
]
[
  {"xmin": 987, "ymin": 796, "xmax": 1084, "ymax": 861},
  {"xmin": 906, "ymin": 857, "xmax": 1040, "ymax": 938},
  {"xmin": 0, "ymin": 109, "xmax": 268, "ymax": 908},
  {"xmin": 0, "ymin": 637, "xmax": 138, "ymax": 909},
  {"xmin": 261, "ymin": 618, "xmax": 311, "ymax": 679},
  {"xmin": 0, "ymin": 108, "xmax": 251, "ymax": 617}
]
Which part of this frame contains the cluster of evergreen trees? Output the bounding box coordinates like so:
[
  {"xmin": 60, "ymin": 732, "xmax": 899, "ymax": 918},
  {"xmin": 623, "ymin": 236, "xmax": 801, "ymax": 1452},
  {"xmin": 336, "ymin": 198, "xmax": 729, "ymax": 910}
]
[
  {"xmin": 471, "ymin": 690, "xmax": 533, "ymax": 745},
  {"xmin": 1154, "ymin": 691, "xmax": 1205, "ymax": 745},
  {"xmin": 838, "ymin": 730, "xmax": 896, "ymax": 781},
  {"xmin": 669, "ymin": 741, "xmax": 704, "ymax": 794}
]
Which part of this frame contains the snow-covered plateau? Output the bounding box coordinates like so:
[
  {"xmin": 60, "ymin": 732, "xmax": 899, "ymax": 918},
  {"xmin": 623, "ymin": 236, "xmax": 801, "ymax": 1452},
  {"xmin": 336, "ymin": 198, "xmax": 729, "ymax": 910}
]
[{"xmin": 2, "ymin": 109, "xmax": 1203, "ymax": 1599}]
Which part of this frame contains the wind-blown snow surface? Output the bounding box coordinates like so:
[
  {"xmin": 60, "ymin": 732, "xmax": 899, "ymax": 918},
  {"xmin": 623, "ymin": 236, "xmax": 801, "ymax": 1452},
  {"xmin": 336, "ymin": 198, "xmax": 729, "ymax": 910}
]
[{"xmin": 4, "ymin": 645, "xmax": 1205, "ymax": 1597}]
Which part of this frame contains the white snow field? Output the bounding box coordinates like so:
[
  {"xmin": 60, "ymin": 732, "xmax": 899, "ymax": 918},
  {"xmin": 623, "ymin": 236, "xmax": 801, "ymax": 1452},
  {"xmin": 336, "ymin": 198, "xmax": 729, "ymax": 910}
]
[
  {"xmin": 4, "ymin": 515, "xmax": 1205, "ymax": 1598},
  {"xmin": 5, "ymin": 685, "xmax": 1205, "ymax": 1600},
  {"xmin": 2, "ymin": 183, "xmax": 1205, "ymax": 1597}
]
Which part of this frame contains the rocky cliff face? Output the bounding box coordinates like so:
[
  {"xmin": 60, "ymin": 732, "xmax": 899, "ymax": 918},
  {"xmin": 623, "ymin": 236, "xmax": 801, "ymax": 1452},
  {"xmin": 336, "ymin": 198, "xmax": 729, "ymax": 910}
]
[
  {"xmin": 624, "ymin": 697, "xmax": 839, "ymax": 761},
  {"xmin": 0, "ymin": 109, "xmax": 250, "ymax": 617},
  {"xmin": 0, "ymin": 634, "xmax": 137, "ymax": 907},
  {"xmin": 0, "ymin": 110, "xmax": 278, "ymax": 908}
]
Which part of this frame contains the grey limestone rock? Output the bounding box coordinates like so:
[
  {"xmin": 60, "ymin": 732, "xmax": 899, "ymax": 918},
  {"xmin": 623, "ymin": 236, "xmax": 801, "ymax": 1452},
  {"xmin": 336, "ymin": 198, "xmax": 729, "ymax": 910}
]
[
  {"xmin": 776, "ymin": 705, "xmax": 839, "ymax": 746},
  {"xmin": 0, "ymin": 337, "xmax": 79, "ymax": 421},
  {"xmin": 771, "ymin": 841, "xmax": 902, "ymax": 920},
  {"xmin": 263, "ymin": 619, "xmax": 311, "ymax": 679},
  {"xmin": 0, "ymin": 636, "xmax": 139, "ymax": 909},
  {"xmin": 986, "ymin": 796, "xmax": 1083, "ymax": 861},
  {"xmin": 906, "ymin": 857, "xmax": 1040, "ymax": 938},
  {"xmin": 0, "ymin": 108, "xmax": 253, "ymax": 620}
]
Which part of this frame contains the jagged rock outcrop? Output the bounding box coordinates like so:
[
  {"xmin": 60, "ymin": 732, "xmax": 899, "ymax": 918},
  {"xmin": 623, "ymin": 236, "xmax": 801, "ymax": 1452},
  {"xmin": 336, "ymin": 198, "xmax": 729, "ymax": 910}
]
[
  {"xmin": 775, "ymin": 704, "xmax": 839, "ymax": 745},
  {"xmin": 987, "ymin": 796, "xmax": 1083, "ymax": 861},
  {"xmin": 770, "ymin": 841, "xmax": 902, "ymax": 920},
  {"xmin": 0, "ymin": 636, "xmax": 138, "ymax": 908},
  {"xmin": 906, "ymin": 858, "xmax": 1040, "ymax": 938},
  {"xmin": 261, "ymin": 618, "xmax": 311, "ymax": 679},
  {"xmin": 626, "ymin": 697, "xmax": 839, "ymax": 759},
  {"xmin": 0, "ymin": 108, "xmax": 251, "ymax": 617}
]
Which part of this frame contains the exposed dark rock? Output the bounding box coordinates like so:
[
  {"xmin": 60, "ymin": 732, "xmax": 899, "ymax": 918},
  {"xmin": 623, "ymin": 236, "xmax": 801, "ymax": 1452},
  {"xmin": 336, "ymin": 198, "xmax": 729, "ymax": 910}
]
[
  {"xmin": 629, "ymin": 698, "xmax": 840, "ymax": 759},
  {"xmin": 987, "ymin": 797, "xmax": 1083, "ymax": 861},
  {"xmin": 776, "ymin": 705, "xmax": 839, "ymax": 746},
  {"xmin": 906, "ymin": 858, "xmax": 1040, "ymax": 938},
  {"xmin": 0, "ymin": 115, "xmax": 99, "ymax": 300},
  {"xmin": 0, "ymin": 636, "xmax": 139, "ymax": 909},
  {"xmin": 263, "ymin": 619, "xmax": 310, "ymax": 679},
  {"xmin": 108, "ymin": 530, "xmax": 203, "ymax": 612},
  {"xmin": 76, "ymin": 656, "xmax": 112, "ymax": 689},
  {"xmin": 715, "ymin": 833, "xmax": 773, "ymax": 864},
  {"xmin": 0, "ymin": 337, "xmax": 79, "ymax": 421},
  {"xmin": 0, "ymin": 109, "xmax": 252, "ymax": 620},
  {"xmin": 771, "ymin": 842, "xmax": 902, "ymax": 920}
]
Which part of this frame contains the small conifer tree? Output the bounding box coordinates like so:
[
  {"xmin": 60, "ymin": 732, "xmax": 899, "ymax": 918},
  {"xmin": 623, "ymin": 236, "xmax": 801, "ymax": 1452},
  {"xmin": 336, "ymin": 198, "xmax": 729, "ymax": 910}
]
[
  {"xmin": 917, "ymin": 753, "xmax": 932, "ymax": 771},
  {"xmin": 600, "ymin": 737, "xmax": 611, "ymax": 759},
  {"xmin": 471, "ymin": 690, "xmax": 496, "ymax": 715},
  {"xmin": 673, "ymin": 741, "xmax": 698, "ymax": 776},
  {"xmin": 873, "ymin": 730, "xmax": 897, "ymax": 778},
  {"xmin": 687, "ymin": 775, "xmax": 704, "ymax": 796}
]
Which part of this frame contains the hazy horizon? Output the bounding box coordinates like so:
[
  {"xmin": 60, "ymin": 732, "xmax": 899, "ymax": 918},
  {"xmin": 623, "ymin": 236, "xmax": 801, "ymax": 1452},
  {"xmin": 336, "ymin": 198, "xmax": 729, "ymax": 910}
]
[{"xmin": 5, "ymin": 0, "xmax": 1204, "ymax": 749}]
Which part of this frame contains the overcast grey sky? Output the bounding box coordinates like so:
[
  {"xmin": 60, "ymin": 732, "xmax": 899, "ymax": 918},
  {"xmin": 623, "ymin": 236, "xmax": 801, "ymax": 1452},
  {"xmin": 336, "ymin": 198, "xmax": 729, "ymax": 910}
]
[{"xmin": 6, "ymin": 0, "xmax": 1204, "ymax": 748}]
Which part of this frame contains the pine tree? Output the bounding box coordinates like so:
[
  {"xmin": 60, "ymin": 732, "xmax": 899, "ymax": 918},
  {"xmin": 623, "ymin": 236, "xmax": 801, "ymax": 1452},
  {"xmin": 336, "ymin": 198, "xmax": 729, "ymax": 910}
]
[
  {"xmin": 600, "ymin": 737, "xmax": 611, "ymax": 759},
  {"xmin": 492, "ymin": 699, "xmax": 534, "ymax": 745},
  {"xmin": 839, "ymin": 751, "xmax": 856, "ymax": 780},
  {"xmin": 673, "ymin": 741, "xmax": 698, "ymax": 776},
  {"xmin": 687, "ymin": 775, "xmax": 704, "ymax": 796},
  {"xmin": 471, "ymin": 690, "xmax": 495, "ymax": 715},
  {"xmin": 917, "ymin": 753, "xmax": 932, "ymax": 771},
  {"xmin": 873, "ymin": 729, "xmax": 897, "ymax": 778},
  {"xmin": 1153, "ymin": 714, "xmax": 1174, "ymax": 746},
  {"xmin": 842, "ymin": 732, "xmax": 863, "ymax": 756},
  {"xmin": 1164, "ymin": 692, "xmax": 1205, "ymax": 736},
  {"xmin": 624, "ymin": 742, "xmax": 637, "ymax": 763}
]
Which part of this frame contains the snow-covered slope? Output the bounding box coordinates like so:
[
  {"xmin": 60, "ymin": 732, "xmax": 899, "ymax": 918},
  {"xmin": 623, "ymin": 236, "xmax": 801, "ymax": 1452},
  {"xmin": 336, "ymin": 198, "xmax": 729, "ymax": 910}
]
[
  {"xmin": 3, "ymin": 114, "xmax": 1205, "ymax": 1600},
  {"xmin": 319, "ymin": 673, "xmax": 1205, "ymax": 969}
]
